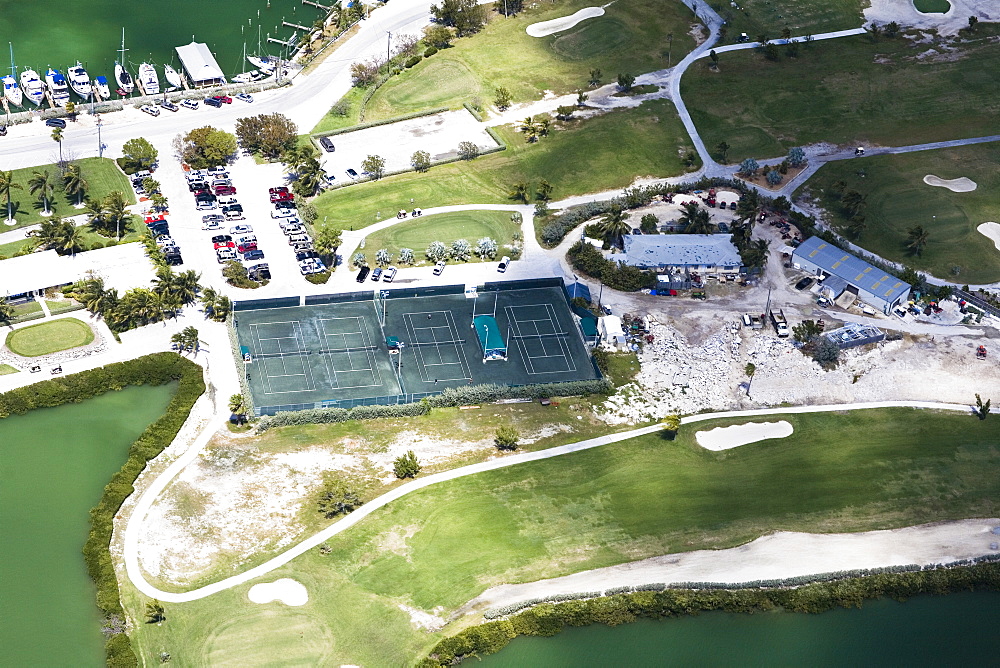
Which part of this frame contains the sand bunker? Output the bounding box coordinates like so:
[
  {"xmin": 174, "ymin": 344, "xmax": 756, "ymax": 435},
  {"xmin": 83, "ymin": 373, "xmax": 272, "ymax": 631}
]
[
  {"xmin": 247, "ymin": 578, "xmax": 308, "ymax": 606},
  {"xmin": 696, "ymin": 421, "xmax": 793, "ymax": 451},
  {"xmin": 923, "ymin": 175, "xmax": 977, "ymax": 192},
  {"xmin": 977, "ymin": 223, "xmax": 1000, "ymax": 251},
  {"xmin": 526, "ymin": 7, "xmax": 605, "ymax": 37}
]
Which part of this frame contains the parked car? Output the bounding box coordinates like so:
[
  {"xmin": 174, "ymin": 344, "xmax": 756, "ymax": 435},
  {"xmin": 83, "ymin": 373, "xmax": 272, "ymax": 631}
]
[
  {"xmin": 148, "ymin": 222, "xmax": 170, "ymax": 237},
  {"xmin": 188, "ymin": 180, "xmax": 209, "ymax": 192},
  {"xmin": 164, "ymin": 251, "xmax": 183, "ymax": 266},
  {"xmin": 159, "ymin": 100, "xmax": 179, "ymax": 112},
  {"xmin": 214, "ymin": 240, "xmax": 235, "ymax": 250},
  {"xmin": 0, "ymin": 125, "xmax": 7, "ymax": 136},
  {"xmin": 216, "ymin": 247, "xmax": 237, "ymax": 262},
  {"xmin": 203, "ymin": 96, "xmax": 222, "ymax": 108},
  {"xmin": 319, "ymin": 136, "xmax": 335, "ymax": 152},
  {"xmin": 237, "ymin": 242, "xmax": 257, "ymax": 253},
  {"xmin": 433, "ymin": 260, "xmax": 446, "ymax": 276},
  {"xmin": 208, "ymin": 165, "xmax": 228, "ymax": 176},
  {"xmin": 195, "ymin": 198, "xmax": 217, "ymax": 211},
  {"xmin": 230, "ymin": 224, "xmax": 253, "ymax": 235},
  {"xmin": 370, "ymin": 267, "xmax": 382, "ymax": 281},
  {"xmin": 217, "ymin": 195, "xmax": 238, "ymax": 206},
  {"xmin": 243, "ymin": 249, "xmax": 265, "ymax": 261},
  {"xmin": 271, "ymin": 207, "xmax": 296, "ymax": 219},
  {"xmin": 210, "ymin": 234, "xmax": 233, "ymax": 244},
  {"xmin": 214, "ymin": 185, "xmax": 236, "ymax": 196},
  {"xmin": 140, "ymin": 105, "xmax": 161, "ymax": 117},
  {"xmin": 346, "ymin": 168, "xmax": 359, "ymax": 179},
  {"xmin": 237, "ymin": 235, "xmax": 258, "ymax": 246},
  {"xmin": 235, "ymin": 93, "xmax": 253, "ymax": 103},
  {"xmin": 497, "ymin": 256, "xmax": 511, "ymax": 273},
  {"xmin": 270, "ymin": 191, "xmax": 294, "ymax": 203},
  {"xmin": 287, "ymin": 233, "xmax": 311, "ymax": 245},
  {"xmin": 282, "ymin": 224, "xmax": 306, "ymax": 236},
  {"xmin": 180, "ymin": 99, "xmax": 199, "ymax": 110},
  {"xmin": 155, "ymin": 235, "xmax": 175, "ymax": 248},
  {"xmin": 291, "ymin": 241, "xmax": 314, "ymax": 253},
  {"xmin": 356, "ymin": 266, "xmax": 370, "ymax": 282},
  {"xmin": 278, "ymin": 218, "xmax": 302, "ymax": 231},
  {"xmin": 268, "ymin": 186, "xmax": 289, "ymax": 196},
  {"xmin": 223, "ymin": 204, "xmax": 244, "ymax": 220},
  {"xmin": 248, "ymin": 263, "xmax": 271, "ymax": 281},
  {"xmin": 382, "ymin": 266, "xmax": 397, "ymax": 282},
  {"xmin": 202, "ymin": 219, "xmax": 224, "ymax": 231},
  {"xmin": 45, "ymin": 118, "xmax": 67, "ymax": 128},
  {"xmin": 218, "ymin": 95, "xmax": 233, "ymax": 104}
]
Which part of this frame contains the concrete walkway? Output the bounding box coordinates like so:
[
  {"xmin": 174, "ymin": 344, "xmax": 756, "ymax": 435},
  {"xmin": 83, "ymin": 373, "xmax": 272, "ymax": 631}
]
[{"xmin": 123, "ymin": 400, "xmax": 972, "ymax": 603}]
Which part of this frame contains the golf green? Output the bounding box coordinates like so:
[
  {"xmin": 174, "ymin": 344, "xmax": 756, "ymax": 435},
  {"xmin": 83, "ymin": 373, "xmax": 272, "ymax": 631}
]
[
  {"xmin": 913, "ymin": 0, "xmax": 951, "ymax": 13},
  {"xmin": 5, "ymin": 318, "xmax": 95, "ymax": 357}
]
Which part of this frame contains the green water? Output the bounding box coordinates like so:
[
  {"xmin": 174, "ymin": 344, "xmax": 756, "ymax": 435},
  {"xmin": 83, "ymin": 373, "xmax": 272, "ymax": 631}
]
[
  {"xmin": 480, "ymin": 591, "xmax": 1000, "ymax": 666},
  {"xmin": 0, "ymin": 384, "xmax": 175, "ymax": 667},
  {"xmin": 0, "ymin": 0, "xmax": 322, "ymax": 93},
  {"xmin": 913, "ymin": 0, "xmax": 952, "ymax": 14}
]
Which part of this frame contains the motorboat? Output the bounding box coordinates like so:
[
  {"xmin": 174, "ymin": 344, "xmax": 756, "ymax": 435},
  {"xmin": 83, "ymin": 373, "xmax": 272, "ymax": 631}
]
[
  {"xmin": 163, "ymin": 64, "xmax": 182, "ymax": 90},
  {"xmin": 115, "ymin": 28, "xmax": 133, "ymax": 94},
  {"xmin": 137, "ymin": 62, "xmax": 159, "ymax": 95},
  {"xmin": 67, "ymin": 62, "xmax": 92, "ymax": 99},
  {"xmin": 20, "ymin": 69, "xmax": 45, "ymax": 106},
  {"xmin": 93, "ymin": 75, "xmax": 111, "ymax": 100},
  {"xmin": 2, "ymin": 74, "xmax": 21, "ymax": 107},
  {"xmin": 247, "ymin": 55, "xmax": 276, "ymax": 74},
  {"xmin": 232, "ymin": 70, "xmax": 266, "ymax": 84},
  {"xmin": 45, "ymin": 67, "xmax": 70, "ymax": 106}
]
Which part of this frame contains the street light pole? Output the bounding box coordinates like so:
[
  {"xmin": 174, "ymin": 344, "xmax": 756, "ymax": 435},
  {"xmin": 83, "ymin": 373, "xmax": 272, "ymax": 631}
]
[{"xmin": 96, "ymin": 115, "xmax": 104, "ymax": 158}]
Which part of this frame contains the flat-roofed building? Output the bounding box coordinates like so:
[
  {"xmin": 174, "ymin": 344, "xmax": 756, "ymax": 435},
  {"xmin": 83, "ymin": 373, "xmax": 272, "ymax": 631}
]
[{"xmin": 619, "ymin": 234, "xmax": 742, "ymax": 277}]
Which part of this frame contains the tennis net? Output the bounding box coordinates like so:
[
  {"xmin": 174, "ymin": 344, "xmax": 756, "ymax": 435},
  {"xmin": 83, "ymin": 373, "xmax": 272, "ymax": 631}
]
[
  {"xmin": 407, "ymin": 339, "xmax": 466, "ymax": 347},
  {"xmin": 254, "ymin": 350, "xmax": 311, "ymax": 359},
  {"xmin": 510, "ymin": 332, "xmax": 570, "ymax": 340},
  {"xmin": 317, "ymin": 346, "xmax": 379, "ymax": 355}
]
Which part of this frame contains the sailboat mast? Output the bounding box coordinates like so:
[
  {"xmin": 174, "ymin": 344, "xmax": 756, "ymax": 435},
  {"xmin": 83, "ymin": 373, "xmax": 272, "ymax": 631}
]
[{"xmin": 9, "ymin": 42, "xmax": 15, "ymax": 78}]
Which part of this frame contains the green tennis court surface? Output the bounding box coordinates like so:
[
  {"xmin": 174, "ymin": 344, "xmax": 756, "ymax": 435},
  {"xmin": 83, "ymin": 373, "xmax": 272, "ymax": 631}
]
[{"xmin": 232, "ymin": 281, "xmax": 601, "ymax": 415}]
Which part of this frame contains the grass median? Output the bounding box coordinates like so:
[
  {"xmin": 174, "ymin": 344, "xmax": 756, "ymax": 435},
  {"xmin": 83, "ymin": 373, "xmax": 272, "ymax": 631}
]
[
  {"xmin": 128, "ymin": 407, "xmax": 1000, "ymax": 666},
  {"xmin": 5, "ymin": 318, "xmax": 95, "ymax": 357},
  {"xmin": 358, "ymin": 210, "xmax": 519, "ymax": 267}
]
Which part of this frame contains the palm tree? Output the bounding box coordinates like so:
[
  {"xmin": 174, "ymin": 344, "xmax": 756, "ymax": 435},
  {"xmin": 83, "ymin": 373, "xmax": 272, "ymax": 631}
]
[
  {"xmin": 51, "ymin": 127, "xmax": 65, "ymax": 172},
  {"xmin": 0, "ymin": 297, "xmax": 15, "ymax": 325},
  {"xmin": 734, "ymin": 189, "xmax": 761, "ymax": 227},
  {"xmin": 63, "ymin": 164, "xmax": 88, "ymax": 208},
  {"xmin": 509, "ymin": 182, "xmax": 529, "ymax": 204},
  {"xmin": 54, "ymin": 220, "xmax": 85, "ymax": 256},
  {"xmin": 598, "ymin": 207, "xmax": 632, "ymax": 249},
  {"xmin": 907, "ymin": 225, "xmax": 930, "ymax": 256},
  {"xmin": 84, "ymin": 196, "xmax": 109, "ymax": 235},
  {"xmin": 28, "ymin": 170, "xmax": 54, "ymax": 216},
  {"xmin": 841, "ymin": 190, "xmax": 867, "ymax": 217},
  {"xmin": 228, "ymin": 393, "xmax": 247, "ymax": 415},
  {"xmin": 678, "ymin": 201, "xmax": 714, "ymax": 234},
  {"xmin": 0, "ymin": 170, "xmax": 22, "ymax": 224},
  {"xmin": 103, "ymin": 190, "xmax": 130, "ymax": 240}
]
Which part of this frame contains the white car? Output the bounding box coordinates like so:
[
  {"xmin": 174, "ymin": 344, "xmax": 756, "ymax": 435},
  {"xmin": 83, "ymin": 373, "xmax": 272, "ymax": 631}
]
[
  {"xmin": 154, "ymin": 235, "xmax": 174, "ymax": 247},
  {"xmin": 230, "ymin": 224, "xmax": 253, "ymax": 235},
  {"xmin": 433, "ymin": 260, "xmax": 447, "ymax": 276},
  {"xmin": 207, "ymin": 166, "xmax": 229, "ymax": 176},
  {"xmin": 235, "ymin": 93, "xmax": 253, "ymax": 103},
  {"xmin": 180, "ymin": 99, "xmax": 199, "ymax": 110},
  {"xmin": 237, "ymin": 235, "xmax": 258, "ymax": 246},
  {"xmin": 497, "ymin": 256, "xmax": 511, "ymax": 273},
  {"xmin": 278, "ymin": 217, "xmax": 302, "ymax": 231},
  {"xmin": 282, "ymin": 224, "xmax": 306, "ymax": 236},
  {"xmin": 271, "ymin": 207, "xmax": 296, "ymax": 219},
  {"xmin": 201, "ymin": 220, "xmax": 224, "ymax": 231},
  {"xmin": 140, "ymin": 104, "xmax": 160, "ymax": 117},
  {"xmin": 288, "ymin": 233, "xmax": 311, "ymax": 246},
  {"xmin": 216, "ymin": 247, "xmax": 237, "ymax": 263},
  {"xmin": 382, "ymin": 266, "xmax": 397, "ymax": 282}
]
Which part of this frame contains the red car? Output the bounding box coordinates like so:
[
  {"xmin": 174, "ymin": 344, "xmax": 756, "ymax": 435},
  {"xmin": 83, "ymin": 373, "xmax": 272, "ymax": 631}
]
[
  {"xmin": 214, "ymin": 241, "xmax": 235, "ymax": 250},
  {"xmin": 145, "ymin": 215, "xmax": 167, "ymax": 226},
  {"xmin": 270, "ymin": 191, "xmax": 294, "ymax": 203},
  {"xmin": 268, "ymin": 186, "xmax": 289, "ymax": 195},
  {"xmin": 214, "ymin": 185, "xmax": 237, "ymax": 196},
  {"xmin": 237, "ymin": 242, "xmax": 258, "ymax": 253},
  {"xmin": 217, "ymin": 96, "xmax": 233, "ymax": 104}
]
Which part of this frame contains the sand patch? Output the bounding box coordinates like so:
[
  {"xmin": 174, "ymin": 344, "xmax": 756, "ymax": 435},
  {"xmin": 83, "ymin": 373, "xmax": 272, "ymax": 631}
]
[
  {"xmin": 865, "ymin": 0, "xmax": 1000, "ymax": 36},
  {"xmin": 695, "ymin": 421, "xmax": 793, "ymax": 451},
  {"xmin": 248, "ymin": 578, "xmax": 308, "ymax": 606},
  {"xmin": 923, "ymin": 174, "xmax": 977, "ymax": 192},
  {"xmin": 977, "ymin": 223, "xmax": 1000, "ymax": 251},
  {"xmin": 526, "ymin": 7, "xmax": 605, "ymax": 37}
]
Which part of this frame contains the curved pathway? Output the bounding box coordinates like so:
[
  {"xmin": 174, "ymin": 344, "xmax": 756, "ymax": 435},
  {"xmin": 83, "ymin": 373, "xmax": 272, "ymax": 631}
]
[{"xmin": 124, "ymin": 400, "xmax": 972, "ymax": 602}]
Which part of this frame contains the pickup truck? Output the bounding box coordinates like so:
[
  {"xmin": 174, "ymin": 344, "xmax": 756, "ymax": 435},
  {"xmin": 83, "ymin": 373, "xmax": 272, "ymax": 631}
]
[{"xmin": 769, "ymin": 309, "xmax": 790, "ymax": 337}]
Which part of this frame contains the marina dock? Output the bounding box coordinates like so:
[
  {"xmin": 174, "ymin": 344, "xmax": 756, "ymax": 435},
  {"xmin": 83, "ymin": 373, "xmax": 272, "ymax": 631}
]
[
  {"xmin": 302, "ymin": 0, "xmax": 332, "ymax": 9},
  {"xmin": 283, "ymin": 21, "xmax": 311, "ymax": 31}
]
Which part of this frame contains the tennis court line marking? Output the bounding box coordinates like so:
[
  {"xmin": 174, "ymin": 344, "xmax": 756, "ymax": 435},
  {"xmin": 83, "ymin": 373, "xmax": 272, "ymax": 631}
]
[
  {"xmin": 249, "ymin": 321, "xmax": 318, "ymax": 395},
  {"xmin": 504, "ymin": 304, "xmax": 577, "ymax": 375},
  {"xmin": 403, "ymin": 310, "xmax": 472, "ymax": 382},
  {"xmin": 317, "ymin": 316, "xmax": 385, "ymax": 390}
]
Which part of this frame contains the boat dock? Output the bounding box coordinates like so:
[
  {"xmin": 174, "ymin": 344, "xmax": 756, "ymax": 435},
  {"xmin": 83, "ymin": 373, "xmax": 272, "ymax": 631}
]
[
  {"xmin": 267, "ymin": 36, "xmax": 298, "ymax": 48},
  {"xmin": 283, "ymin": 21, "xmax": 311, "ymax": 31},
  {"xmin": 302, "ymin": 0, "xmax": 331, "ymax": 9}
]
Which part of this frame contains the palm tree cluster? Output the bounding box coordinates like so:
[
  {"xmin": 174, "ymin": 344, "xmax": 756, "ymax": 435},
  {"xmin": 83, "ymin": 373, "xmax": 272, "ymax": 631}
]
[
  {"xmin": 86, "ymin": 190, "xmax": 131, "ymax": 239},
  {"xmin": 63, "ymin": 164, "xmax": 88, "ymax": 208},
  {"xmin": 282, "ymin": 145, "xmax": 323, "ymax": 197},
  {"xmin": 70, "ymin": 268, "xmax": 201, "ymax": 332},
  {"xmin": 28, "ymin": 217, "xmax": 85, "ymax": 255},
  {"xmin": 519, "ymin": 115, "xmax": 551, "ymax": 143},
  {"xmin": 199, "ymin": 287, "xmax": 232, "ymax": 323},
  {"xmin": 677, "ymin": 201, "xmax": 715, "ymax": 234},
  {"xmin": 170, "ymin": 326, "xmax": 201, "ymax": 354}
]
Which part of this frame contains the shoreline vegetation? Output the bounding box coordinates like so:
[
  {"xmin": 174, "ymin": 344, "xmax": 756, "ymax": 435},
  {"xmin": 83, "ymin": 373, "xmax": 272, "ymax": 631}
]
[
  {"xmin": 422, "ymin": 561, "xmax": 1000, "ymax": 666},
  {"xmin": 0, "ymin": 353, "xmax": 205, "ymax": 668}
]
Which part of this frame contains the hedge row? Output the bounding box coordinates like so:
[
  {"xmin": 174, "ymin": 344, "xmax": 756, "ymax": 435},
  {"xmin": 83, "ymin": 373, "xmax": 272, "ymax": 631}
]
[
  {"xmin": 257, "ymin": 400, "xmax": 429, "ymax": 431},
  {"xmin": 463, "ymin": 101, "xmax": 484, "ymax": 122},
  {"xmin": 0, "ymin": 353, "xmax": 205, "ymax": 667},
  {"xmin": 423, "ymin": 562, "xmax": 1000, "ymax": 666},
  {"xmin": 566, "ymin": 241, "xmax": 658, "ymax": 292},
  {"xmin": 313, "ymin": 106, "xmax": 448, "ymax": 139}
]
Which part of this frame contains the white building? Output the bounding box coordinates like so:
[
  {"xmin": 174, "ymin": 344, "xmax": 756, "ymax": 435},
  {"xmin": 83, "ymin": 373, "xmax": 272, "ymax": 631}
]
[
  {"xmin": 598, "ymin": 315, "xmax": 626, "ymax": 350},
  {"xmin": 175, "ymin": 42, "xmax": 227, "ymax": 87},
  {"xmin": 0, "ymin": 244, "xmax": 156, "ymax": 300},
  {"xmin": 619, "ymin": 234, "xmax": 742, "ymax": 277}
]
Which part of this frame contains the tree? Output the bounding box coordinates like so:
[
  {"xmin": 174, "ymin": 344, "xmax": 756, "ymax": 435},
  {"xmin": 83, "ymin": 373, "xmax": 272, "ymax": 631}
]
[
  {"xmin": 599, "ymin": 207, "xmax": 632, "ymax": 248},
  {"xmin": 734, "ymin": 189, "xmax": 762, "ymax": 226},
  {"xmin": 509, "ymin": 182, "xmax": 529, "ymax": 204},
  {"xmin": 555, "ymin": 105, "xmax": 576, "ymax": 121},
  {"xmin": 425, "ymin": 241, "xmax": 447, "ymax": 262},
  {"xmin": 422, "ymin": 25, "xmax": 455, "ymax": 48},
  {"xmin": 457, "ymin": 141, "xmax": 479, "ymax": 160},
  {"xmin": 317, "ymin": 478, "xmax": 362, "ymax": 518},
  {"xmin": 520, "ymin": 116, "xmax": 539, "ymax": 143},
  {"xmin": 757, "ymin": 33, "xmax": 769, "ymax": 46},
  {"xmin": 122, "ymin": 138, "xmax": 158, "ymax": 172},
  {"xmin": 847, "ymin": 213, "xmax": 868, "ymax": 239},
  {"xmin": 576, "ymin": 90, "xmax": 588, "ymax": 106},
  {"xmin": 399, "ymin": 247, "xmax": 415, "ymax": 265},
  {"xmin": 793, "ymin": 319, "xmax": 824, "ymax": 343},
  {"xmin": 709, "ymin": 50, "xmax": 719, "ymax": 69},
  {"xmin": 810, "ymin": 336, "xmax": 841, "ymax": 369},
  {"xmin": 660, "ymin": 413, "xmax": 681, "ymax": 436},
  {"xmin": 885, "ymin": 21, "xmax": 901, "ymax": 38},
  {"xmin": 616, "ymin": 73, "xmax": 635, "ymax": 92},
  {"xmin": 738, "ymin": 158, "xmax": 759, "ymax": 176},
  {"xmin": 785, "ymin": 39, "xmax": 800, "ymax": 58},
  {"xmin": 411, "ymin": 150, "xmax": 431, "ymax": 172},
  {"xmin": 493, "ymin": 0, "xmax": 523, "ymax": 16},
  {"xmin": 376, "ymin": 248, "xmax": 392, "ymax": 266},
  {"xmin": 145, "ymin": 601, "xmax": 165, "ymax": 624},
  {"xmin": 350, "ymin": 58, "xmax": 382, "ymax": 87},
  {"xmin": 51, "ymin": 127, "xmax": 65, "ymax": 172},
  {"xmin": 766, "ymin": 170, "xmax": 782, "ymax": 186},
  {"xmin": 234, "ymin": 113, "xmax": 298, "ymax": 160},
  {"xmin": 0, "ymin": 170, "xmax": 22, "ymax": 223},
  {"xmin": 639, "ymin": 213, "xmax": 659, "ymax": 234},
  {"xmin": 763, "ymin": 43, "xmax": 779, "ymax": 60},
  {"xmin": 229, "ymin": 393, "xmax": 247, "ymax": 416},
  {"xmin": 866, "ymin": 23, "xmax": 882, "ymax": 42},
  {"xmin": 535, "ymin": 179, "xmax": 553, "ymax": 202},
  {"xmin": 0, "ymin": 297, "xmax": 14, "ymax": 325},
  {"xmin": 103, "ymin": 190, "xmax": 131, "ymax": 240},
  {"xmin": 975, "ymin": 393, "xmax": 991, "ymax": 420},
  {"xmin": 679, "ymin": 201, "xmax": 714, "ymax": 234},
  {"xmin": 475, "ymin": 237, "xmax": 498, "ymax": 259},
  {"xmin": 906, "ymin": 225, "xmax": 930, "ymax": 256},
  {"xmin": 493, "ymin": 86, "xmax": 512, "ymax": 111},
  {"xmin": 780, "ymin": 26, "xmax": 792, "ymax": 41},
  {"xmin": 841, "ymin": 190, "xmax": 867, "ymax": 217},
  {"xmin": 361, "ymin": 154, "xmax": 386, "ymax": 179},
  {"xmin": 171, "ymin": 326, "xmax": 200, "ymax": 353},
  {"xmin": 393, "ymin": 450, "xmax": 421, "ymax": 478},
  {"xmin": 787, "ymin": 147, "xmax": 806, "ymax": 168},
  {"xmin": 173, "ymin": 126, "xmax": 237, "ymax": 169},
  {"xmin": 283, "ymin": 145, "xmax": 324, "ymax": 197},
  {"xmin": 314, "ymin": 226, "xmax": 343, "ymax": 262},
  {"xmin": 430, "ymin": 0, "xmax": 487, "ymax": 35},
  {"xmin": 450, "ymin": 238, "xmax": 471, "ymax": 261},
  {"xmin": 28, "ymin": 170, "xmax": 54, "ymax": 216},
  {"xmin": 716, "ymin": 141, "xmax": 731, "ymax": 163},
  {"xmin": 494, "ymin": 425, "xmax": 519, "ymax": 451},
  {"xmin": 745, "ymin": 362, "xmax": 756, "ymax": 377},
  {"xmin": 968, "ymin": 16, "xmax": 978, "ymax": 32}
]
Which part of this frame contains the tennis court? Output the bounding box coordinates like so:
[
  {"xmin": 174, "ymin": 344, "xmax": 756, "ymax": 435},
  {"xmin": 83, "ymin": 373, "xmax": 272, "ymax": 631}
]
[{"xmin": 233, "ymin": 280, "xmax": 601, "ymax": 415}]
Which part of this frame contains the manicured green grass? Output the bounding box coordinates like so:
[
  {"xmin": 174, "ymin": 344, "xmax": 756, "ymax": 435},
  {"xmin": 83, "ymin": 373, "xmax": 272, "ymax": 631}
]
[
  {"xmin": 359, "ymin": 211, "xmax": 518, "ymax": 266},
  {"xmin": 713, "ymin": 0, "xmax": 866, "ymax": 45},
  {"xmin": 0, "ymin": 222, "xmax": 142, "ymax": 260},
  {"xmin": 1, "ymin": 158, "xmax": 135, "ymax": 231},
  {"xmin": 913, "ymin": 0, "xmax": 951, "ymax": 13},
  {"xmin": 4, "ymin": 318, "xmax": 94, "ymax": 357},
  {"xmin": 799, "ymin": 143, "xmax": 1000, "ymax": 283},
  {"xmin": 0, "ymin": 364, "xmax": 18, "ymax": 375},
  {"xmin": 682, "ymin": 31, "xmax": 1000, "ymax": 162},
  {"xmin": 45, "ymin": 299, "xmax": 83, "ymax": 315},
  {"xmin": 313, "ymin": 100, "xmax": 695, "ymax": 231},
  {"xmin": 311, "ymin": 86, "xmax": 365, "ymax": 134},
  {"xmin": 127, "ymin": 408, "xmax": 1000, "ymax": 666},
  {"xmin": 328, "ymin": 0, "xmax": 697, "ymax": 127}
]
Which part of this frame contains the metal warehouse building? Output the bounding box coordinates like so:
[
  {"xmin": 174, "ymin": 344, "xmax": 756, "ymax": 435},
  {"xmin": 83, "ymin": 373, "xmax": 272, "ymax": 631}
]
[{"xmin": 792, "ymin": 237, "xmax": 911, "ymax": 314}]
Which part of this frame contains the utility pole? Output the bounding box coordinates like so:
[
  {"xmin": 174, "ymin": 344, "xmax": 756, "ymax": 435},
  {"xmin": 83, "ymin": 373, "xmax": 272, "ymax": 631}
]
[
  {"xmin": 96, "ymin": 114, "xmax": 104, "ymax": 158},
  {"xmin": 386, "ymin": 31, "xmax": 391, "ymax": 67}
]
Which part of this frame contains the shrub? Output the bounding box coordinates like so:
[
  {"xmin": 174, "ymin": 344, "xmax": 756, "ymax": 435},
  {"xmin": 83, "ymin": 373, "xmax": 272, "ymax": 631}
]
[
  {"xmin": 393, "ymin": 450, "xmax": 422, "ymax": 478},
  {"xmin": 424, "ymin": 45, "xmax": 439, "ymax": 57},
  {"xmin": 494, "ymin": 425, "xmax": 520, "ymax": 450},
  {"xmin": 566, "ymin": 241, "xmax": 657, "ymax": 292},
  {"xmin": 257, "ymin": 401, "xmax": 428, "ymax": 431},
  {"xmin": 405, "ymin": 55, "xmax": 422, "ymax": 68},
  {"xmin": 305, "ymin": 271, "xmax": 331, "ymax": 284}
]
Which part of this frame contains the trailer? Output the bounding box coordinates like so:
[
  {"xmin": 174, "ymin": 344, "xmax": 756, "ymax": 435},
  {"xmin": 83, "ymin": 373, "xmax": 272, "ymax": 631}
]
[
  {"xmin": 769, "ymin": 309, "xmax": 790, "ymax": 337},
  {"xmin": 742, "ymin": 313, "xmax": 763, "ymax": 330}
]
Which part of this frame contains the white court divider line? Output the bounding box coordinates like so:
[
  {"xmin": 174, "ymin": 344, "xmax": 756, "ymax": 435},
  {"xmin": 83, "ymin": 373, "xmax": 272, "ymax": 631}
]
[{"xmin": 125, "ymin": 400, "xmax": 973, "ymax": 603}]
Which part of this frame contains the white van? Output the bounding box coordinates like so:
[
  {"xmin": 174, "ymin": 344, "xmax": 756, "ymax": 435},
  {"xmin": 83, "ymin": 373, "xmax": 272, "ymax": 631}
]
[{"xmin": 497, "ymin": 256, "xmax": 511, "ymax": 273}]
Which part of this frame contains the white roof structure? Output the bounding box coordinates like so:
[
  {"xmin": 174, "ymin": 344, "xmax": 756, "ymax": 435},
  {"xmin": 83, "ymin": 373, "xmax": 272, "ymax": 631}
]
[
  {"xmin": 0, "ymin": 243, "xmax": 157, "ymax": 298},
  {"xmin": 175, "ymin": 42, "xmax": 227, "ymax": 86},
  {"xmin": 621, "ymin": 234, "xmax": 742, "ymax": 269}
]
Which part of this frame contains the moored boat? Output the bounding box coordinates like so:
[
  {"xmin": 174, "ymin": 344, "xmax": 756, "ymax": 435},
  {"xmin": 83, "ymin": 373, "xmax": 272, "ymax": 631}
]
[
  {"xmin": 115, "ymin": 63, "xmax": 133, "ymax": 94},
  {"xmin": 20, "ymin": 69, "xmax": 45, "ymax": 106},
  {"xmin": 93, "ymin": 75, "xmax": 111, "ymax": 100},
  {"xmin": 2, "ymin": 74, "xmax": 22, "ymax": 107},
  {"xmin": 163, "ymin": 64, "xmax": 182, "ymax": 90},
  {"xmin": 67, "ymin": 62, "xmax": 92, "ymax": 99},
  {"xmin": 45, "ymin": 67, "xmax": 70, "ymax": 106},
  {"xmin": 247, "ymin": 55, "xmax": 276, "ymax": 74},
  {"xmin": 137, "ymin": 62, "xmax": 158, "ymax": 95}
]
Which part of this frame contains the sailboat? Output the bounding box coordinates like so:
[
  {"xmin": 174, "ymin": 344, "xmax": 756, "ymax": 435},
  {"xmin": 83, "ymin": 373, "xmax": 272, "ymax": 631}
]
[
  {"xmin": 3, "ymin": 43, "xmax": 23, "ymax": 108},
  {"xmin": 163, "ymin": 64, "xmax": 182, "ymax": 90},
  {"xmin": 137, "ymin": 62, "xmax": 159, "ymax": 95},
  {"xmin": 20, "ymin": 68, "xmax": 45, "ymax": 106},
  {"xmin": 45, "ymin": 67, "xmax": 71, "ymax": 106},
  {"xmin": 232, "ymin": 43, "xmax": 263, "ymax": 83},
  {"xmin": 93, "ymin": 75, "xmax": 111, "ymax": 100},
  {"xmin": 114, "ymin": 28, "xmax": 134, "ymax": 95},
  {"xmin": 247, "ymin": 26, "xmax": 276, "ymax": 75},
  {"xmin": 67, "ymin": 62, "xmax": 93, "ymax": 99}
]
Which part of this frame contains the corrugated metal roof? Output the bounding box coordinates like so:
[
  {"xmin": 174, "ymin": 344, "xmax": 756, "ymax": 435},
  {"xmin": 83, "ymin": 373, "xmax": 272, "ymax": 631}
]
[
  {"xmin": 793, "ymin": 237, "xmax": 910, "ymax": 301},
  {"xmin": 621, "ymin": 234, "xmax": 742, "ymax": 268},
  {"xmin": 175, "ymin": 42, "xmax": 226, "ymax": 84}
]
